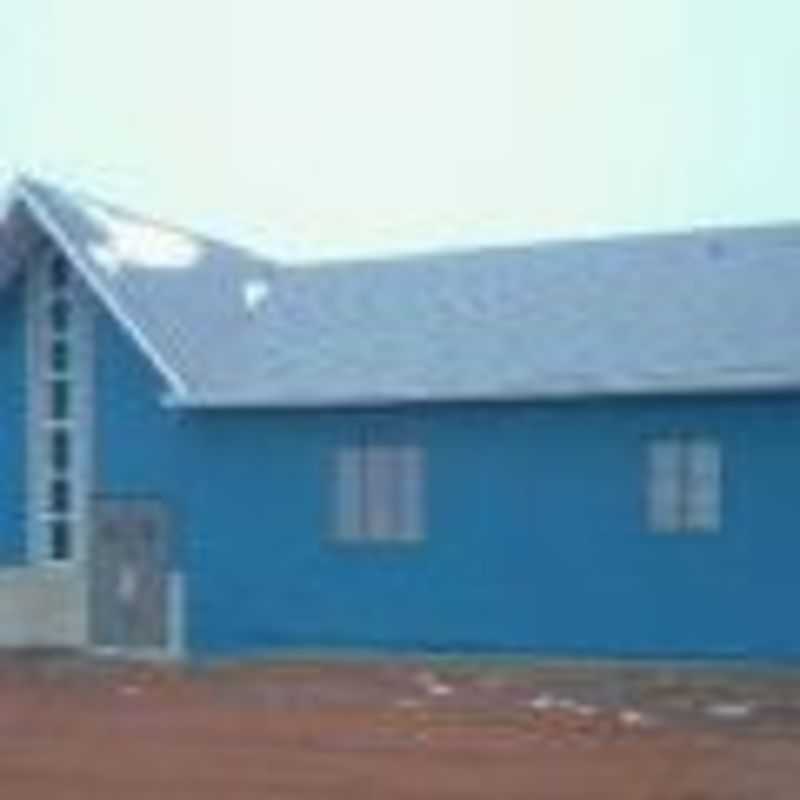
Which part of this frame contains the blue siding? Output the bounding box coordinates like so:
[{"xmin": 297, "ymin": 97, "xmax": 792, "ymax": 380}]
[
  {"xmin": 93, "ymin": 307, "xmax": 800, "ymax": 660},
  {"xmin": 0, "ymin": 274, "xmax": 28, "ymax": 565}
]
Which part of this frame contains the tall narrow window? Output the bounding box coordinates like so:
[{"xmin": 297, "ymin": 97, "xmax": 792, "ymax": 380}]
[
  {"xmin": 333, "ymin": 432, "xmax": 425, "ymax": 543},
  {"xmin": 29, "ymin": 251, "xmax": 93, "ymax": 562},
  {"xmin": 646, "ymin": 436, "xmax": 722, "ymax": 534}
]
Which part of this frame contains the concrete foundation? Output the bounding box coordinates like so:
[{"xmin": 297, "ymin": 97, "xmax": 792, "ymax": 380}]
[{"xmin": 0, "ymin": 566, "xmax": 86, "ymax": 647}]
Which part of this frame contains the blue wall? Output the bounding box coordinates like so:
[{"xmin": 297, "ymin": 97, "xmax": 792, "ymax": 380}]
[
  {"xmin": 0, "ymin": 273, "xmax": 28, "ymax": 565},
  {"xmin": 93, "ymin": 305, "xmax": 800, "ymax": 660}
]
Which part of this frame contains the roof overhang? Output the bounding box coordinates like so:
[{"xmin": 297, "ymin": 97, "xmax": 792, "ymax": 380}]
[{"xmin": 9, "ymin": 178, "xmax": 190, "ymax": 399}]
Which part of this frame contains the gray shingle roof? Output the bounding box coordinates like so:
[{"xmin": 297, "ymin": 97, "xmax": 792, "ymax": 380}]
[{"xmin": 9, "ymin": 177, "xmax": 800, "ymax": 407}]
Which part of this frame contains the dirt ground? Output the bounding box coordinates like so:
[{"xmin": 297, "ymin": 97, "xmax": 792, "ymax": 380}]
[{"xmin": 0, "ymin": 654, "xmax": 799, "ymax": 799}]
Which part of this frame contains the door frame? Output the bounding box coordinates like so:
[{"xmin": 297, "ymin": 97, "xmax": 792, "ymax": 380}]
[{"xmin": 88, "ymin": 494, "xmax": 185, "ymax": 660}]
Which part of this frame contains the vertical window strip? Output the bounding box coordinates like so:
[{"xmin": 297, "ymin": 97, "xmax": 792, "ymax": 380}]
[
  {"xmin": 393, "ymin": 446, "xmax": 409, "ymax": 541},
  {"xmin": 676, "ymin": 438, "xmax": 690, "ymax": 532},
  {"xmin": 363, "ymin": 443, "xmax": 399, "ymax": 541},
  {"xmin": 335, "ymin": 446, "xmax": 362, "ymax": 541},
  {"xmin": 398, "ymin": 444, "xmax": 424, "ymax": 541},
  {"xmin": 647, "ymin": 439, "xmax": 682, "ymax": 533},
  {"xmin": 32, "ymin": 251, "xmax": 84, "ymax": 562},
  {"xmin": 363, "ymin": 444, "xmax": 381, "ymax": 540},
  {"xmin": 685, "ymin": 438, "xmax": 722, "ymax": 532}
]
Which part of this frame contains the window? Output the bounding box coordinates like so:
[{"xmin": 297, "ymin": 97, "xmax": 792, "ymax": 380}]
[
  {"xmin": 29, "ymin": 251, "xmax": 92, "ymax": 563},
  {"xmin": 646, "ymin": 436, "xmax": 722, "ymax": 533},
  {"xmin": 333, "ymin": 434, "xmax": 424, "ymax": 543},
  {"xmin": 39, "ymin": 255, "xmax": 77, "ymax": 560}
]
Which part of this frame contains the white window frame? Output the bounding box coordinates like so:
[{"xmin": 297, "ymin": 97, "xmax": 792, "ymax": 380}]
[
  {"xmin": 333, "ymin": 432, "xmax": 425, "ymax": 544},
  {"xmin": 646, "ymin": 434, "xmax": 722, "ymax": 534},
  {"xmin": 26, "ymin": 247, "xmax": 94, "ymax": 564}
]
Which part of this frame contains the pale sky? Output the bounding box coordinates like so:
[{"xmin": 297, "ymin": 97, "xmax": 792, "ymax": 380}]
[{"xmin": 1, "ymin": 1, "xmax": 798, "ymax": 262}]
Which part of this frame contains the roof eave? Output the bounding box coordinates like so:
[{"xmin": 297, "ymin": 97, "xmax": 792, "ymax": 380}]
[{"xmin": 162, "ymin": 378, "xmax": 800, "ymax": 411}]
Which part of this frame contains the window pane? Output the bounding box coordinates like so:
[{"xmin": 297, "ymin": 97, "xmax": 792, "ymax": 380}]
[
  {"xmin": 49, "ymin": 256, "xmax": 70, "ymax": 291},
  {"xmin": 334, "ymin": 439, "xmax": 425, "ymax": 544},
  {"xmin": 50, "ymin": 340, "xmax": 70, "ymax": 374},
  {"xmin": 49, "ymin": 479, "xmax": 71, "ymax": 513},
  {"xmin": 51, "ymin": 429, "xmax": 71, "ymax": 473},
  {"xmin": 50, "ymin": 519, "xmax": 71, "ymax": 561},
  {"xmin": 334, "ymin": 447, "xmax": 362, "ymax": 540},
  {"xmin": 364, "ymin": 445, "xmax": 396, "ymax": 540},
  {"xmin": 647, "ymin": 440, "xmax": 682, "ymax": 532},
  {"xmin": 50, "ymin": 380, "xmax": 70, "ymax": 420},
  {"xmin": 50, "ymin": 298, "xmax": 70, "ymax": 333},
  {"xmin": 397, "ymin": 445, "xmax": 424, "ymax": 541},
  {"xmin": 686, "ymin": 439, "xmax": 721, "ymax": 532}
]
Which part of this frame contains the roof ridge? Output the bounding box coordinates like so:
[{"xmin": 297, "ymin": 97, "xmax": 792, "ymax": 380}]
[{"xmin": 289, "ymin": 218, "xmax": 800, "ymax": 272}]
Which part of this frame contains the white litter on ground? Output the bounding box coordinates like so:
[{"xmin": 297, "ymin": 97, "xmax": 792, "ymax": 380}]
[
  {"xmin": 528, "ymin": 694, "xmax": 593, "ymax": 713},
  {"xmin": 415, "ymin": 670, "xmax": 454, "ymax": 697},
  {"xmin": 618, "ymin": 709, "xmax": 652, "ymax": 727},
  {"xmin": 528, "ymin": 693, "xmax": 558, "ymax": 711},
  {"xmin": 118, "ymin": 685, "xmax": 142, "ymax": 697},
  {"xmin": 706, "ymin": 703, "xmax": 754, "ymax": 720}
]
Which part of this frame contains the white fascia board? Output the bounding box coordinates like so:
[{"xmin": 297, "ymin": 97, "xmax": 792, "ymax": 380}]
[
  {"xmin": 163, "ymin": 376, "xmax": 800, "ymax": 411},
  {"xmin": 14, "ymin": 181, "xmax": 190, "ymax": 399}
]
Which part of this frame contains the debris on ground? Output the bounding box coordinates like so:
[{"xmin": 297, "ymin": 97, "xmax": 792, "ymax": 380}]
[
  {"xmin": 0, "ymin": 654, "xmax": 797, "ymax": 798},
  {"xmin": 706, "ymin": 702, "xmax": 755, "ymax": 720},
  {"xmin": 618, "ymin": 709, "xmax": 654, "ymax": 728},
  {"xmin": 527, "ymin": 694, "xmax": 597, "ymax": 716},
  {"xmin": 415, "ymin": 670, "xmax": 455, "ymax": 697}
]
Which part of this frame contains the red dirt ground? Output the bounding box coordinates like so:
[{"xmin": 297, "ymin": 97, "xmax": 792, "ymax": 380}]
[{"xmin": 0, "ymin": 655, "xmax": 798, "ymax": 799}]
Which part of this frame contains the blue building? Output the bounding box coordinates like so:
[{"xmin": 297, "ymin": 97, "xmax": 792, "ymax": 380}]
[{"xmin": 0, "ymin": 176, "xmax": 798, "ymax": 660}]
